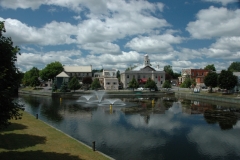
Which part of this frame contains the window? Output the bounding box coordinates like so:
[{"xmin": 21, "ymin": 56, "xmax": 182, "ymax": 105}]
[
  {"xmin": 155, "ymin": 76, "xmax": 157, "ymax": 78},
  {"xmin": 127, "ymin": 75, "xmax": 129, "ymax": 78},
  {"xmin": 107, "ymin": 82, "xmax": 110, "ymax": 85},
  {"xmin": 138, "ymin": 75, "xmax": 140, "ymax": 79},
  {"xmin": 161, "ymin": 81, "xmax": 162, "ymax": 84},
  {"xmin": 113, "ymin": 82, "xmax": 116, "ymax": 85},
  {"xmin": 143, "ymin": 75, "xmax": 145, "ymax": 78}
]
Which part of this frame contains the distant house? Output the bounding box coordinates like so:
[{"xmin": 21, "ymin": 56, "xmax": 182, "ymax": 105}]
[
  {"xmin": 178, "ymin": 69, "xmax": 210, "ymax": 87},
  {"xmin": 93, "ymin": 69, "xmax": 119, "ymax": 90},
  {"xmin": 55, "ymin": 65, "xmax": 92, "ymax": 88},
  {"xmin": 103, "ymin": 69, "xmax": 119, "ymax": 90},
  {"xmin": 120, "ymin": 54, "xmax": 165, "ymax": 89}
]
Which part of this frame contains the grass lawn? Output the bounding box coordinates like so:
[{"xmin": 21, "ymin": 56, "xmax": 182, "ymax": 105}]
[{"xmin": 0, "ymin": 112, "xmax": 111, "ymax": 160}]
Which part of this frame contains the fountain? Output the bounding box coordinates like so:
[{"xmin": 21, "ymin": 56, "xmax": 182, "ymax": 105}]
[
  {"xmin": 77, "ymin": 91, "xmax": 126, "ymax": 106},
  {"xmin": 76, "ymin": 95, "xmax": 93, "ymax": 102}
]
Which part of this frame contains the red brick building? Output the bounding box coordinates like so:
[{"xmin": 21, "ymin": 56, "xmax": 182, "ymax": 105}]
[{"xmin": 178, "ymin": 69, "xmax": 210, "ymax": 87}]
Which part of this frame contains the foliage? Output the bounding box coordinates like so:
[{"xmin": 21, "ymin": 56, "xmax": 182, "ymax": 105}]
[
  {"xmin": 40, "ymin": 61, "xmax": 63, "ymax": 81},
  {"xmin": 218, "ymin": 70, "xmax": 237, "ymax": 90},
  {"xmin": 172, "ymin": 72, "xmax": 181, "ymax": 79},
  {"xmin": 116, "ymin": 70, "xmax": 120, "ymax": 79},
  {"xmin": 82, "ymin": 76, "xmax": 93, "ymax": 85},
  {"xmin": 30, "ymin": 76, "xmax": 40, "ymax": 88},
  {"xmin": 91, "ymin": 78, "xmax": 101, "ymax": 90},
  {"xmin": 22, "ymin": 67, "xmax": 40, "ymax": 86},
  {"xmin": 165, "ymin": 73, "xmax": 172, "ymax": 81},
  {"xmin": 128, "ymin": 77, "xmax": 139, "ymax": 90},
  {"xmin": 60, "ymin": 82, "xmax": 68, "ymax": 92},
  {"xmin": 52, "ymin": 78, "xmax": 57, "ymax": 92},
  {"xmin": 164, "ymin": 65, "xmax": 180, "ymax": 79},
  {"xmin": 228, "ymin": 62, "xmax": 240, "ymax": 72},
  {"xmin": 144, "ymin": 78, "xmax": 157, "ymax": 90},
  {"xmin": 180, "ymin": 77, "xmax": 193, "ymax": 88},
  {"xmin": 204, "ymin": 64, "xmax": 216, "ymax": 71},
  {"xmin": 164, "ymin": 65, "xmax": 174, "ymax": 77},
  {"xmin": 0, "ymin": 21, "xmax": 24, "ymax": 129},
  {"xmin": 162, "ymin": 80, "xmax": 171, "ymax": 88},
  {"xmin": 68, "ymin": 76, "xmax": 80, "ymax": 92},
  {"xmin": 204, "ymin": 72, "xmax": 218, "ymax": 92}
]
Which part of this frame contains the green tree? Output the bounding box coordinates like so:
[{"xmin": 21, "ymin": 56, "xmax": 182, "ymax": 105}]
[
  {"xmin": 30, "ymin": 76, "xmax": 40, "ymax": 88},
  {"xmin": 40, "ymin": 61, "xmax": 63, "ymax": 81},
  {"xmin": 68, "ymin": 76, "xmax": 80, "ymax": 92},
  {"xmin": 144, "ymin": 78, "xmax": 157, "ymax": 91},
  {"xmin": 164, "ymin": 65, "xmax": 173, "ymax": 77},
  {"xmin": 52, "ymin": 78, "xmax": 58, "ymax": 92},
  {"xmin": 162, "ymin": 80, "xmax": 171, "ymax": 89},
  {"xmin": 172, "ymin": 72, "xmax": 181, "ymax": 79},
  {"xmin": 204, "ymin": 64, "xmax": 216, "ymax": 71},
  {"xmin": 218, "ymin": 70, "xmax": 237, "ymax": 91},
  {"xmin": 22, "ymin": 67, "xmax": 40, "ymax": 86},
  {"xmin": 128, "ymin": 77, "xmax": 139, "ymax": 90},
  {"xmin": 82, "ymin": 76, "xmax": 92, "ymax": 90},
  {"xmin": 60, "ymin": 82, "xmax": 68, "ymax": 92},
  {"xmin": 228, "ymin": 62, "xmax": 240, "ymax": 72},
  {"xmin": 0, "ymin": 21, "xmax": 24, "ymax": 129},
  {"xmin": 91, "ymin": 78, "xmax": 101, "ymax": 90},
  {"xmin": 180, "ymin": 76, "xmax": 196, "ymax": 88},
  {"xmin": 204, "ymin": 72, "xmax": 218, "ymax": 92}
]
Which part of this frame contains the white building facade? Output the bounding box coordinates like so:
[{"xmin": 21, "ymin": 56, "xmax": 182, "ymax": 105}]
[{"xmin": 120, "ymin": 55, "xmax": 165, "ymax": 89}]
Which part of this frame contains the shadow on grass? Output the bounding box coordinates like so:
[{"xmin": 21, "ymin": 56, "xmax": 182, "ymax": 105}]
[
  {"xmin": 0, "ymin": 133, "xmax": 46, "ymax": 150},
  {"xmin": 0, "ymin": 123, "xmax": 28, "ymax": 132},
  {"xmin": 0, "ymin": 150, "xmax": 82, "ymax": 160}
]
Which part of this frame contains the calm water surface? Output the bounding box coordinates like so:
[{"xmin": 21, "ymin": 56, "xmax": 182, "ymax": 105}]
[{"xmin": 18, "ymin": 94, "xmax": 240, "ymax": 160}]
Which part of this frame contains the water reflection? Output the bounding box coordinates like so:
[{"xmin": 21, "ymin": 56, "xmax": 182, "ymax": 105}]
[{"xmin": 18, "ymin": 95, "xmax": 240, "ymax": 160}]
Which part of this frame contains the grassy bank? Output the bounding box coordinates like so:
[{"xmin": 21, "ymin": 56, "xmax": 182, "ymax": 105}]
[{"xmin": 0, "ymin": 111, "xmax": 111, "ymax": 160}]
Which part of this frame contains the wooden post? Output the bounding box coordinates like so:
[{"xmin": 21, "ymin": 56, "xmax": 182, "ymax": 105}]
[{"xmin": 92, "ymin": 141, "xmax": 96, "ymax": 151}]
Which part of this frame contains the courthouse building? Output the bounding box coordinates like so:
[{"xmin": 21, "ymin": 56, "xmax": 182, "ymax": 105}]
[{"xmin": 120, "ymin": 54, "xmax": 165, "ymax": 89}]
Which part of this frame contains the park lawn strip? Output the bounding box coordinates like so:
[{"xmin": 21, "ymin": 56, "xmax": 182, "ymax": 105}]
[{"xmin": 0, "ymin": 111, "xmax": 110, "ymax": 160}]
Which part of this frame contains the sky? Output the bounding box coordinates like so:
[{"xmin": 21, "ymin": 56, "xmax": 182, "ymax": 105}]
[{"xmin": 0, "ymin": 0, "xmax": 240, "ymax": 73}]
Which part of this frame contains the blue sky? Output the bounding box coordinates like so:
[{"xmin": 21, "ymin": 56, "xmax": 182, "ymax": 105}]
[{"xmin": 0, "ymin": 0, "xmax": 240, "ymax": 73}]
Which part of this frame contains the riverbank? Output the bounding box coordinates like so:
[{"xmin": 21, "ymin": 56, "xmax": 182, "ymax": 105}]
[
  {"xmin": 18, "ymin": 87, "xmax": 240, "ymax": 104},
  {"xmin": 0, "ymin": 111, "xmax": 113, "ymax": 160},
  {"xmin": 175, "ymin": 90, "xmax": 240, "ymax": 105}
]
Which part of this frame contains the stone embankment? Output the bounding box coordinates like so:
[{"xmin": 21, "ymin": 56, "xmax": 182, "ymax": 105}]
[{"xmin": 175, "ymin": 91, "xmax": 240, "ymax": 105}]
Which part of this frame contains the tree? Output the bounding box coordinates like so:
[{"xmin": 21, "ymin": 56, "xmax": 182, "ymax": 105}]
[
  {"xmin": 30, "ymin": 76, "xmax": 40, "ymax": 88},
  {"xmin": 204, "ymin": 64, "xmax": 216, "ymax": 71},
  {"xmin": 116, "ymin": 70, "xmax": 120, "ymax": 79},
  {"xmin": 82, "ymin": 76, "xmax": 92, "ymax": 90},
  {"xmin": 204, "ymin": 72, "xmax": 218, "ymax": 92},
  {"xmin": 172, "ymin": 72, "xmax": 181, "ymax": 79},
  {"xmin": 22, "ymin": 67, "xmax": 40, "ymax": 86},
  {"xmin": 91, "ymin": 78, "xmax": 101, "ymax": 90},
  {"xmin": 163, "ymin": 65, "xmax": 173, "ymax": 80},
  {"xmin": 162, "ymin": 80, "xmax": 171, "ymax": 89},
  {"xmin": 218, "ymin": 70, "xmax": 237, "ymax": 91},
  {"xmin": 0, "ymin": 21, "xmax": 24, "ymax": 129},
  {"xmin": 68, "ymin": 76, "xmax": 80, "ymax": 92},
  {"xmin": 60, "ymin": 82, "xmax": 68, "ymax": 92},
  {"xmin": 144, "ymin": 78, "xmax": 157, "ymax": 91},
  {"xmin": 228, "ymin": 62, "xmax": 240, "ymax": 72},
  {"xmin": 40, "ymin": 61, "xmax": 63, "ymax": 81},
  {"xmin": 180, "ymin": 76, "xmax": 196, "ymax": 88},
  {"xmin": 128, "ymin": 77, "xmax": 139, "ymax": 90}
]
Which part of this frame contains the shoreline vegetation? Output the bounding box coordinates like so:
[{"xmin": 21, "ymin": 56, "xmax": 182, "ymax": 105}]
[{"xmin": 0, "ymin": 111, "xmax": 112, "ymax": 160}]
